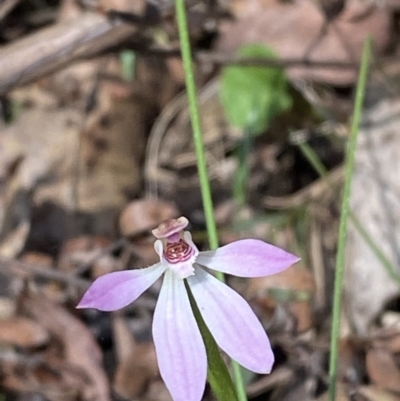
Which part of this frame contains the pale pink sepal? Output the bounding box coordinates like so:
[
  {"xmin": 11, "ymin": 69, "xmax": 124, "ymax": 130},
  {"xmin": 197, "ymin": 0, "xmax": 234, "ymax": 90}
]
[
  {"xmin": 188, "ymin": 267, "xmax": 274, "ymax": 373},
  {"xmin": 196, "ymin": 239, "xmax": 300, "ymax": 277},
  {"xmin": 77, "ymin": 264, "xmax": 166, "ymax": 311},
  {"xmin": 153, "ymin": 270, "xmax": 207, "ymax": 401}
]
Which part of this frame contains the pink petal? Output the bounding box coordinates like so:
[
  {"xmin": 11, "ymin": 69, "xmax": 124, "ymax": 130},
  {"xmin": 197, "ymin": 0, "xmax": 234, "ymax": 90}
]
[
  {"xmin": 188, "ymin": 267, "xmax": 274, "ymax": 373},
  {"xmin": 77, "ymin": 264, "xmax": 165, "ymax": 311},
  {"xmin": 153, "ymin": 270, "xmax": 207, "ymax": 401},
  {"xmin": 196, "ymin": 239, "xmax": 299, "ymax": 277}
]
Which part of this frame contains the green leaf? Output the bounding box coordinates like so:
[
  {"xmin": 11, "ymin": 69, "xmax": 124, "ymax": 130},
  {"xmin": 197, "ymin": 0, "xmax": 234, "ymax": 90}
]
[
  {"xmin": 220, "ymin": 44, "xmax": 292, "ymax": 135},
  {"xmin": 185, "ymin": 282, "xmax": 240, "ymax": 401},
  {"xmin": 120, "ymin": 50, "xmax": 136, "ymax": 82}
]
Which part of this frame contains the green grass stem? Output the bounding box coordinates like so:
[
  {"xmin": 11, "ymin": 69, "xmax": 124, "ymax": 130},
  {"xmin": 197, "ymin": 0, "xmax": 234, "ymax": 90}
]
[
  {"xmin": 328, "ymin": 37, "xmax": 372, "ymax": 401},
  {"xmin": 298, "ymin": 143, "xmax": 400, "ymax": 290},
  {"xmin": 174, "ymin": 0, "xmax": 247, "ymax": 399}
]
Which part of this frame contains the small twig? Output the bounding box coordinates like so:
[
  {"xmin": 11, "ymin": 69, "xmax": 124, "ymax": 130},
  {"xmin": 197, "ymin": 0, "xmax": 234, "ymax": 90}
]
[
  {"xmin": 0, "ymin": 21, "xmax": 362, "ymax": 97},
  {"xmin": 130, "ymin": 45, "xmax": 360, "ymax": 70},
  {"xmin": 74, "ymin": 238, "xmax": 127, "ymax": 276},
  {"xmin": 1, "ymin": 258, "xmax": 89, "ymax": 289},
  {"xmin": 0, "ymin": 12, "xmax": 143, "ymax": 94}
]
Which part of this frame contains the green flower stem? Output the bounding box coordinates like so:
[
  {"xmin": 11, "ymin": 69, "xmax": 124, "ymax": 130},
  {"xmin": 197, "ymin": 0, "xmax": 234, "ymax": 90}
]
[
  {"xmin": 328, "ymin": 36, "xmax": 372, "ymax": 401},
  {"xmin": 174, "ymin": 0, "xmax": 218, "ymax": 251},
  {"xmin": 174, "ymin": 0, "xmax": 247, "ymax": 399}
]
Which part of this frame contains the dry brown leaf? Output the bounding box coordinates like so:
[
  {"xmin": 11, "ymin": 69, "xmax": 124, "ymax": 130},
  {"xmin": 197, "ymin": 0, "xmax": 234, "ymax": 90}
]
[
  {"xmin": 1, "ymin": 53, "xmax": 151, "ymax": 244},
  {"xmin": 344, "ymin": 91, "xmax": 400, "ymax": 334},
  {"xmin": 21, "ymin": 252, "xmax": 53, "ymax": 267},
  {"xmin": 113, "ymin": 342, "xmax": 159, "ymax": 399},
  {"xmin": 1, "ymin": 360, "xmax": 82, "ymax": 401},
  {"xmin": 112, "ymin": 313, "xmax": 137, "ymax": 363},
  {"xmin": 100, "ymin": 0, "xmax": 146, "ymax": 14},
  {"xmin": 366, "ymin": 346, "xmax": 400, "ymax": 393},
  {"xmin": 356, "ymin": 385, "xmax": 400, "ymax": 401},
  {"xmin": 218, "ymin": 0, "xmax": 391, "ymax": 84},
  {"xmin": 146, "ymin": 380, "xmax": 174, "ymax": 401},
  {"xmin": 0, "ymin": 316, "xmax": 49, "ymax": 347},
  {"xmin": 119, "ymin": 198, "xmax": 179, "ymax": 264},
  {"xmin": 247, "ymin": 264, "xmax": 315, "ymax": 331},
  {"xmin": 23, "ymin": 294, "xmax": 111, "ymax": 401},
  {"xmin": 112, "ymin": 311, "xmax": 158, "ymax": 399},
  {"xmin": 0, "ymin": 296, "xmax": 17, "ymax": 319},
  {"xmin": 119, "ymin": 198, "xmax": 179, "ymax": 237},
  {"xmin": 370, "ymin": 326, "xmax": 400, "ymax": 355},
  {"xmin": 58, "ymin": 236, "xmax": 113, "ymax": 273}
]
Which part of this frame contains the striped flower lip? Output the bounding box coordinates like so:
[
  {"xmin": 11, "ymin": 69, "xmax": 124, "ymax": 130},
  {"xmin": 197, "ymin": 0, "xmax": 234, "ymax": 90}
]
[
  {"xmin": 77, "ymin": 217, "xmax": 300, "ymax": 401},
  {"xmin": 164, "ymin": 238, "xmax": 196, "ymax": 264}
]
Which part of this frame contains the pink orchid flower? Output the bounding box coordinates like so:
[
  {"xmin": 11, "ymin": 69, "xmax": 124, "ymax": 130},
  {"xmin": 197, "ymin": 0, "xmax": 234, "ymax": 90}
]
[{"xmin": 77, "ymin": 217, "xmax": 299, "ymax": 401}]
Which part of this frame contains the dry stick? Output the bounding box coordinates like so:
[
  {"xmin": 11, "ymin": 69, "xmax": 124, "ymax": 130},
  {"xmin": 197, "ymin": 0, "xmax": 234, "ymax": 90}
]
[
  {"xmin": 138, "ymin": 47, "xmax": 359, "ymax": 69},
  {"xmin": 0, "ymin": 12, "xmax": 361, "ymax": 96},
  {"xmin": 0, "ymin": 12, "xmax": 140, "ymax": 94},
  {"xmin": 0, "ymin": 0, "xmax": 20, "ymax": 20},
  {"xmin": 1, "ymin": 258, "xmax": 89, "ymax": 289}
]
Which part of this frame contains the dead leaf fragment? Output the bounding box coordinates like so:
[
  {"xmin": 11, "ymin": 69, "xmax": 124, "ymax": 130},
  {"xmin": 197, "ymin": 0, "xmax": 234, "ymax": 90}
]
[
  {"xmin": 366, "ymin": 346, "xmax": 400, "ymax": 393},
  {"xmin": 113, "ymin": 340, "xmax": 159, "ymax": 400},
  {"xmin": 146, "ymin": 380, "xmax": 174, "ymax": 401},
  {"xmin": 356, "ymin": 385, "xmax": 400, "ymax": 401},
  {"xmin": 218, "ymin": 0, "xmax": 391, "ymax": 84},
  {"xmin": 0, "ymin": 316, "xmax": 49, "ymax": 347},
  {"xmin": 24, "ymin": 295, "xmax": 111, "ymax": 401},
  {"xmin": 344, "ymin": 94, "xmax": 400, "ymax": 334},
  {"xmin": 247, "ymin": 264, "xmax": 315, "ymax": 331},
  {"xmin": 119, "ymin": 198, "xmax": 179, "ymax": 237}
]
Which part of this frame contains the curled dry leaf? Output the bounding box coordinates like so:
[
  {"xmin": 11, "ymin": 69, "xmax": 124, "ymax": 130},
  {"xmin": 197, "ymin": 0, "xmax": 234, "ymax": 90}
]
[
  {"xmin": 119, "ymin": 198, "xmax": 179, "ymax": 237},
  {"xmin": 21, "ymin": 252, "xmax": 53, "ymax": 268},
  {"xmin": 344, "ymin": 91, "xmax": 400, "ymax": 334},
  {"xmin": 370, "ymin": 324, "xmax": 400, "ymax": 356},
  {"xmin": 113, "ymin": 343, "xmax": 159, "ymax": 400},
  {"xmin": 112, "ymin": 313, "xmax": 137, "ymax": 363},
  {"xmin": 366, "ymin": 346, "xmax": 400, "ymax": 393},
  {"xmin": 99, "ymin": 0, "xmax": 146, "ymax": 14},
  {"xmin": 23, "ymin": 294, "xmax": 110, "ymax": 401},
  {"xmin": 112, "ymin": 314, "xmax": 158, "ymax": 400},
  {"xmin": 246, "ymin": 264, "xmax": 315, "ymax": 331},
  {"xmin": 119, "ymin": 198, "xmax": 179, "ymax": 264},
  {"xmin": 0, "ymin": 316, "xmax": 49, "ymax": 348},
  {"xmin": 58, "ymin": 235, "xmax": 115, "ymax": 278},
  {"xmin": 355, "ymin": 385, "xmax": 400, "ymax": 401},
  {"xmin": 146, "ymin": 380, "xmax": 174, "ymax": 401}
]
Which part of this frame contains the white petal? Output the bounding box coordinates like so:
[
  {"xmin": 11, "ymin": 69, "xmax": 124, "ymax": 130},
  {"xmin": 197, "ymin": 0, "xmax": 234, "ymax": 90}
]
[
  {"xmin": 188, "ymin": 267, "xmax": 274, "ymax": 373},
  {"xmin": 153, "ymin": 270, "xmax": 207, "ymax": 401},
  {"xmin": 196, "ymin": 239, "xmax": 299, "ymax": 277},
  {"xmin": 154, "ymin": 239, "xmax": 164, "ymax": 262},
  {"xmin": 77, "ymin": 263, "xmax": 166, "ymax": 311}
]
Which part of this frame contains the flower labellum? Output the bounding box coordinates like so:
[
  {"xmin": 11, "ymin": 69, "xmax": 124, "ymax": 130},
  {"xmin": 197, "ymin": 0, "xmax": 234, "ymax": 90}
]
[{"xmin": 77, "ymin": 216, "xmax": 300, "ymax": 401}]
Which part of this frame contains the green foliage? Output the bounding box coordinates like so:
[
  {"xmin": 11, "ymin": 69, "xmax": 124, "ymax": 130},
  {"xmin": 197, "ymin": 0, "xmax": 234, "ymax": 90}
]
[
  {"xmin": 220, "ymin": 44, "xmax": 292, "ymax": 135},
  {"xmin": 120, "ymin": 50, "xmax": 136, "ymax": 82}
]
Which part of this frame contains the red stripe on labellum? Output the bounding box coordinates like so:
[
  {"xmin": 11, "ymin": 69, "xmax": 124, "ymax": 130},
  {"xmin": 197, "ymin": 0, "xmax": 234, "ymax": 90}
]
[{"xmin": 164, "ymin": 239, "xmax": 194, "ymax": 264}]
